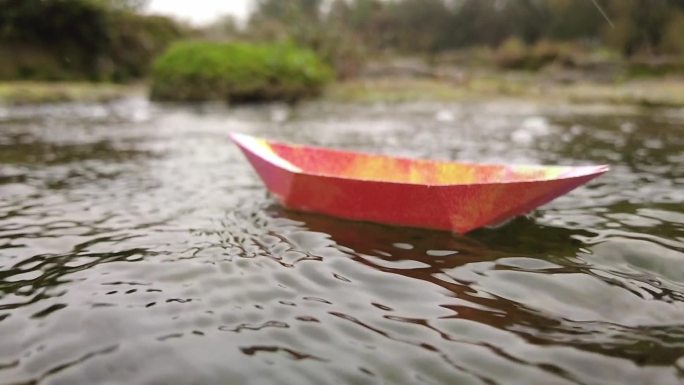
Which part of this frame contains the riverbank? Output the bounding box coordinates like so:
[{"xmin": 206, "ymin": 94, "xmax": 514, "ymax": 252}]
[
  {"xmin": 0, "ymin": 82, "xmax": 143, "ymax": 105},
  {"xmin": 326, "ymin": 72, "xmax": 684, "ymax": 108},
  {"xmin": 1, "ymin": 72, "xmax": 684, "ymax": 108}
]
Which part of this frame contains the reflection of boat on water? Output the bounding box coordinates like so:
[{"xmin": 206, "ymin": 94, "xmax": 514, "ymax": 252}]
[
  {"xmin": 269, "ymin": 205, "xmax": 590, "ymax": 333},
  {"xmin": 231, "ymin": 133, "xmax": 608, "ymax": 233},
  {"xmin": 271, "ymin": 204, "xmax": 587, "ymax": 268},
  {"xmin": 271, "ymin": 204, "xmax": 494, "ymax": 262}
]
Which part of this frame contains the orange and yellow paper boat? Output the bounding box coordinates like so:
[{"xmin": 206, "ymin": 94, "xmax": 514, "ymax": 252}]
[{"xmin": 231, "ymin": 133, "xmax": 608, "ymax": 233}]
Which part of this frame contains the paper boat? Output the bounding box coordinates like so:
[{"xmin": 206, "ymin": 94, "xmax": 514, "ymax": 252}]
[{"xmin": 230, "ymin": 133, "xmax": 608, "ymax": 233}]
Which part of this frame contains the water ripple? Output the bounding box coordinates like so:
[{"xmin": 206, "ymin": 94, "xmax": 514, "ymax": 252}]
[{"xmin": 0, "ymin": 99, "xmax": 682, "ymax": 384}]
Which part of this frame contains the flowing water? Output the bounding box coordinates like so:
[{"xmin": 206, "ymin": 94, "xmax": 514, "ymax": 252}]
[{"xmin": 0, "ymin": 98, "xmax": 683, "ymax": 385}]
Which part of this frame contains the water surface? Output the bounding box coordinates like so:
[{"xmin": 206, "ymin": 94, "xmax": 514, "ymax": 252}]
[{"xmin": 0, "ymin": 98, "xmax": 683, "ymax": 384}]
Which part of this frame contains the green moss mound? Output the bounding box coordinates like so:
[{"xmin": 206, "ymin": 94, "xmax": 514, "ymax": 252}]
[{"xmin": 150, "ymin": 41, "xmax": 334, "ymax": 102}]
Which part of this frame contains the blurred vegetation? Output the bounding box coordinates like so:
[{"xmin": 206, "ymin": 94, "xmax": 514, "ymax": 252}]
[
  {"xmin": 231, "ymin": 0, "xmax": 684, "ymax": 76},
  {"xmin": 0, "ymin": 0, "xmax": 186, "ymax": 81},
  {"xmin": 3, "ymin": 0, "xmax": 684, "ymax": 104},
  {"xmin": 150, "ymin": 41, "xmax": 333, "ymax": 102}
]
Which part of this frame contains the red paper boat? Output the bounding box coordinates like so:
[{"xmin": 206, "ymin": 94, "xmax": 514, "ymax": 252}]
[{"xmin": 230, "ymin": 133, "xmax": 608, "ymax": 233}]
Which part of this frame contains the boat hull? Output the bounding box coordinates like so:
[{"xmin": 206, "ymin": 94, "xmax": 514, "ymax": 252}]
[{"xmin": 231, "ymin": 133, "xmax": 608, "ymax": 233}]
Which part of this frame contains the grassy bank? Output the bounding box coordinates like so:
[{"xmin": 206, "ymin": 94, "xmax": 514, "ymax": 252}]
[
  {"xmin": 2, "ymin": 71, "xmax": 683, "ymax": 108},
  {"xmin": 0, "ymin": 82, "xmax": 142, "ymax": 105},
  {"xmin": 326, "ymin": 73, "xmax": 684, "ymax": 108},
  {"xmin": 150, "ymin": 41, "xmax": 333, "ymax": 102}
]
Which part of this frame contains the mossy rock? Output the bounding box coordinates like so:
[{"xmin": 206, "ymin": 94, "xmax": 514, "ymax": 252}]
[{"xmin": 150, "ymin": 41, "xmax": 334, "ymax": 102}]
